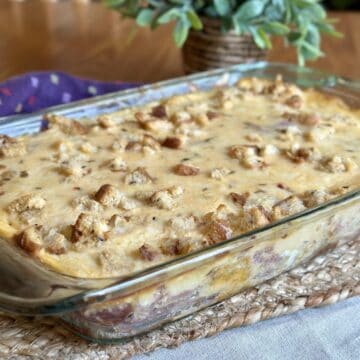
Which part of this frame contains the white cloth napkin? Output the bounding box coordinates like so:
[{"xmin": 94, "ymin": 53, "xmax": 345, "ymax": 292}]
[{"xmin": 137, "ymin": 296, "xmax": 360, "ymax": 360}]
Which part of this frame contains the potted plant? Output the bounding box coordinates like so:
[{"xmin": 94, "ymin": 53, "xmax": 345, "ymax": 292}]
[{"xmin": 104, "ymin": 0, "xmax": 340, "ymax": 73}]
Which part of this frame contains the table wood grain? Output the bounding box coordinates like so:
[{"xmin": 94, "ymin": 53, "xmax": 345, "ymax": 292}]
[{"xmin": 0, "ymin": 1, "xmax": 359, "ymax": 82}]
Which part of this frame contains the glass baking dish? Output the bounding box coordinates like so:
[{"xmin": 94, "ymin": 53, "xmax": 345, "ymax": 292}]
[{"xmin": 0, "ymin": 62, "xmax": 359, "ymax": 343}]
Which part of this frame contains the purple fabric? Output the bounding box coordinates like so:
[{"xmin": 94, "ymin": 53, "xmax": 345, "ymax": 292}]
[{"xmin": 0, "ymin": 72, "xmax": 139, "ymax": 117}]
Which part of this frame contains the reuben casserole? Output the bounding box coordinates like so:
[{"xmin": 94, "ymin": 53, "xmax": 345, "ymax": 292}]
[{"xmin": 0, "ymin": 76, "xmax": 359, "ymax": 278}]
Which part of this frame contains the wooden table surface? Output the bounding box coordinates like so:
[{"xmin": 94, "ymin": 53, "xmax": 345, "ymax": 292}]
[{"xmin": 0, "ymin": 1, "xmax": 359, "ymax": 82}]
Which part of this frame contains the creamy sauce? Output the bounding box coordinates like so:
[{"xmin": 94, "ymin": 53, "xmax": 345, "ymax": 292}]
[{"xmin": 0, "ymin": 77, "xmax": 359, "ymax": 278}]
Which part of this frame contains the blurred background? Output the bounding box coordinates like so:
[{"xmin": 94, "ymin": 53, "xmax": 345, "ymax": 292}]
[
  {"xmin": 325, "ymin": 0, "xmax": 359, "ymax": 10},
  {"xmin": 0, "ymin": 0, "xmax": 359, "ymax": 82}
]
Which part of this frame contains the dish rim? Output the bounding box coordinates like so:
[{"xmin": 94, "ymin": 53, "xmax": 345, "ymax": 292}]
[{"xmin": 0, "ymin": 61, "xmax": 359, "ymax": 315}]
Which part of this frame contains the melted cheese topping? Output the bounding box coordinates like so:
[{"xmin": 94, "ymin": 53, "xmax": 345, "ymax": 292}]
[{"xmin": 0, "ymin": 77, "xmax": 359, "ymax": 278}]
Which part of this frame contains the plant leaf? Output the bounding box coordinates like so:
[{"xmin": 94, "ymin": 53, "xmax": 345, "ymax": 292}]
[
  {"xmin": 235, "ymin": 1, "xmax": 266, "ymax": 21},
  {"xmin": 136, "ymin": 8, "xmax": 154, "ymax": 27},
  {"xmin": 305, "ymin": 24, "xmax": 320, "ymax": 47},
  {"xmin": 250, "ymin": 27, "xmax": 271, "ymax": 49},
  {"xmin": 258, "ymin": 27, "xmax": 272, "ymax": 49},
  {"xmin": 187, "ymin": 10, "xmax": 203, "ymax": 30},
  {"xmin": 317, "ymin": 22, "xmax": 343, "ymax": 37},
  {"xmin": 262, "ymin": 21, "xmax": 289, "ymax": 35},
  {"xmin": 213, "ymin": 0, "xmax": 231, "ymax": 16},
  {"xmin": 287, "ymin": 31, "xmax": 302, "ymax": 44},
  {"xmin": 301, "ymin": 41, "xmax": 324, "ymax": 57},
  {"xmin": 104, "ymin": 0, "xmax": 127, "ymax": 7},
  {"xmin": 157, "ymin": 8, "xmax": 181, "ymax": 24},
  {"xmin": 203, "ymin": 5, "xmax": 218, "ymax": 17},
  {"xmin": 104, "ymin": 0, "xmax": 340, "ymax": 67},
  {"xmin": 173, "ymin": 17, "xmax": 190, "ymax": 47}
]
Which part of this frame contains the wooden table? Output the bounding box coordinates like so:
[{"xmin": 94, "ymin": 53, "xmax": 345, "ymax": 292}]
[{"xmin": 0, "ymin": 1, "xmax": 359, "ymax": 82}]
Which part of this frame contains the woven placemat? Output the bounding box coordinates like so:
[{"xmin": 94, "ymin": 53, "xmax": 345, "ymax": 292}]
[{"xmin": 1, "ymin": 237, "xmax": 359, "ymax": 359}]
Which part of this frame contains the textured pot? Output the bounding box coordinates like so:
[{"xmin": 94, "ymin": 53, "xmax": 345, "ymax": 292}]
[{"xmin": 183, "ymin": 17, "xmax": 268, "ymax": 73}]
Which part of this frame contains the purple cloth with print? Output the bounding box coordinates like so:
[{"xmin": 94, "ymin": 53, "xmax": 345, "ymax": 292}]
[{"xmin": 0, "ymin": 72, "xmax": 138, "ymax": 117}]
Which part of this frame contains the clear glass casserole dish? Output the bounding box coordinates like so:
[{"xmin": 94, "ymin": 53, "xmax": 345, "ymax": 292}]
[{"xmin": 0, "ymin": 62, "xmax": 359, "ymax": 343}]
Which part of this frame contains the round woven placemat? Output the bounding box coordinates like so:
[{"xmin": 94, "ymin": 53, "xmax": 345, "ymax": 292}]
[{"xmin": 1, "ymin": 237, "xmax": 359, "ymax": 359}]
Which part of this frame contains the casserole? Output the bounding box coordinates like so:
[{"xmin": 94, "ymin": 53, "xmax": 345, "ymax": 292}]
[{"xmin": 0, "ymin": 62, "xmax": 359, "ymax": 342}]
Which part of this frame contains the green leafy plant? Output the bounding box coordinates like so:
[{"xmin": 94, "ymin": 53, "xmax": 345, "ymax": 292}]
[{"xmin": 104, "ymin": 0, "xmax": 341, "ymax": 66}]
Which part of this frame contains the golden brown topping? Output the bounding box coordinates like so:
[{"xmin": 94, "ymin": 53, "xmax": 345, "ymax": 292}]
[
  {"xmin": 319, "ymin": 156, "xmax": 358, "ymax": 173},
  {"xmin": 205, "ymin": 204, "xmax": 231, "ymax": 223},
  {"xmin": 298, "ymin": 113, "xmax": 321, "ymax": 126},
  {"xmin": 139, "ymin": 243, "xmax": 159, "ymax": 261},
  {"xmin": 245, "ymin": 133, "xmax": 263, "ymax": 143},
  {"xmin": 170, "ymin": 111, "xmax": 192, "ymax": 125},
  {"xmin": 80, "ymin": 142, "xmax": 97, "ymax": 154},
  {"xmin": 72, "ymin": 196, "xmax": 102, "ymax": 212},
  {"xmin": 8, "ymin": 194, "xmax": 46, "ymax": 213},
  {"xmin": 286, "ymin": 148, "xmax": 311, "ymax": 163},
  {"xmin": 168, "ymin": 215, "xmax": 197, "ymax": 235},
  {"xmin": 283, "ymin": 112, "xmax": 320, "ymax": 126},
  {"xmin": 109, "ymin": 214, "xmax": 128, "ymax": 228},
  {"xmin": 110, "ymin": 138, "xmax": 128, "ymax": 152},
  {"xmin": 71, "ymin": 121, "xmax": 88, "ymax": 135},
  {"xmin": 134, "ymin": 111, "xmax": 146, "ymax": 123},
  {"xmin": 108, "ymin": 157, "xmax": 128, "ymax": 172},
  {"xmin": 305, "ymin": 125, "xmax": 335, "ymax": 143},
  {"xmin": 144, "ymin": 119, "xmax": 173, "ymax": 133},
  {"xmin": 277, "ymin": 125, "xmax": 301, "ymax": 142},
  {"xmin": 125, "ymin": 134, "xmax": 160, "ymax": 155},
  {"xmin": 206, "ymin": 220, "xmax": 232, "ymax": 245},
  {"xmin": 272, "ymin": 195, "xmax": 306, "ymax": 220},
  {"xmin": 136, "ymin": 111, "xmax": 173, "ymax": 133},
  {"xmin": 125, "ymin": 141, "xmax": 142, "ymax": 152},
  {"xmin": 301, "ymin": 189, "xmax": 331, "ymax": 208},
  {"xmin": 59, "ymin": 159, "xmax": 90, "ymax": 178},
  {"xmin": 151, "ymin": 104, "xmax": 167, "ymax": 119},
  {"xmin": 94, "ymin": 184, "xmax": 136, "ymax": 210},
  {"xmin": 237, "ymin": 77, "xmax": 266, "ymax": 94},
  {"xmin": 283, "ymin": 145, "xmax": 321, "ymax": 163},
  {"xmin": 94, "ymin": 184, "xmax": 121, "ymax": 207},
  {"xmin": 260, "ymin": 144, "xmax": 279, "ymax": 156},
  {"xmin": 214, "ymin": 90, "xmax": 234, "ymax": 110},
  {"xmin": 142, "ymin": 134, "xmax": 161, "ymax": 153},
  {"xmin": 150, "ymin": 186, "xmax": 184, "ymax": 210},
  {"xmin": 228, "ymin": 145, "xmax": 254, "ymax": 159},
  {"xmin": 45, "ymin": 230, "xmax": 67, "ymax": 255},
  {"xmin": 193, "ymin": 113, "xmax": 209, "ymax": 127},
  {"xmin": 210, "ymin": 167, "xmax": 232, "ymax": 180},
  {"xmin": 284, "ymin": 95, "xmax": 303, "ymax": 109},
  {"xmin": 240, "ymin": 206, "xmax": 271, "ymax": 230},
  {"xmin": 134, "ymin": 190, "xmax": 154, "ymax": 202},
  {"xmin": 17, "ymin": 226, "xmax": 43, "ymax": 254},
  {"xmin": 45, "ymin": 114, "xmax": 88, "ymax": 135},
  {"xmin": 125, "ymin": 167, "xmax": 154, "ymax": 185},
  {"xmin": 206, "ymin": 111, "xmax": 218, "ymax": 120},
  {"xmin": 162, "ymin": 136, "xmax": 183, "ymax": 149},
  {"xmin": 161, "ymin": 238, "xmax": 190, "ymax": 256},
  {"xmin": 230, "ymin": 192, "xmax": 250, "ymax": 206},
  {"xmin": 97, "ymin": 115, "xmax": 115, "ymax": 128},
  {"xmin": 0, "ymin": 135, "xmax": 27, "ymax": 158},
  {"xmin": 71, "ymin": 213, "xmax": 109, "ymax": 244},
  {"xmin": 52, "ymin": 140, "xmax": 73, "ymax": 159},
  {"xmin": 244, "ymin": 192, "xmax": 278, "ymax": 213},
  {"xmin": 228, "ymin": 145, "xmax": 267, "ymax": 169},
  {"xmin": 173, "ymin": 163, "xmax": 200, "ymax": 176}
]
